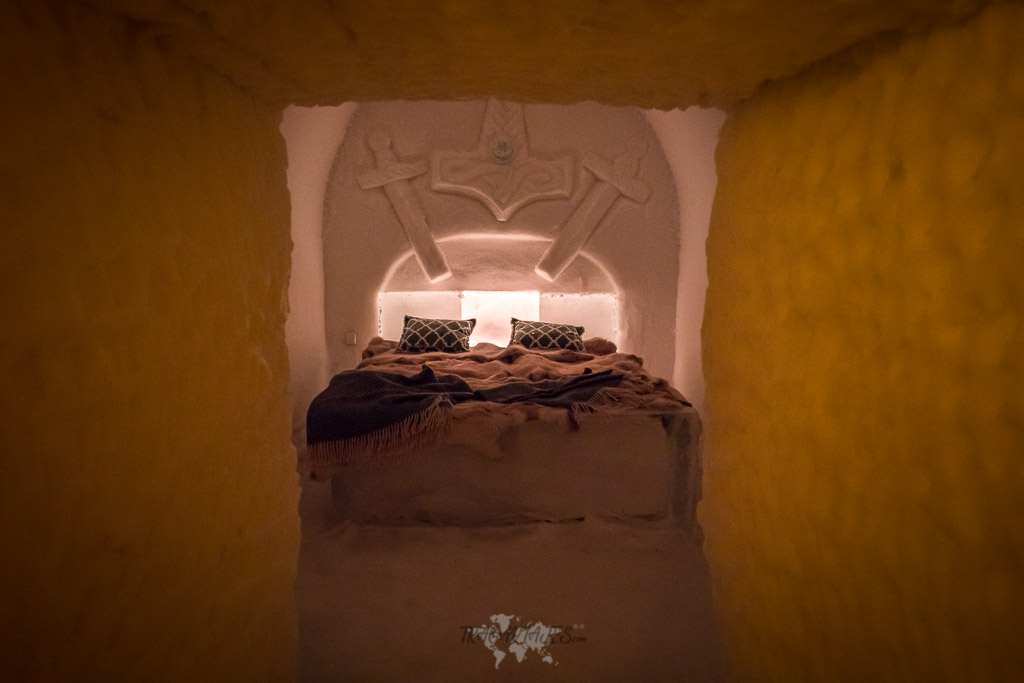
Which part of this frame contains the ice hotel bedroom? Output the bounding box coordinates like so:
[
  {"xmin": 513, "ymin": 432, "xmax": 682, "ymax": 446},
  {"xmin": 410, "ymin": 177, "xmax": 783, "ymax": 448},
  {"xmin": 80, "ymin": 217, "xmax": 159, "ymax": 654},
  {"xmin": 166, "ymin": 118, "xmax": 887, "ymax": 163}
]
[
  {"xmin": 7, "ymin": 2, "xmax": 1023, "ymax": 680},
  {"xmin": 285, "ymin": 99, "xmax": 726, "ymax": 679}
]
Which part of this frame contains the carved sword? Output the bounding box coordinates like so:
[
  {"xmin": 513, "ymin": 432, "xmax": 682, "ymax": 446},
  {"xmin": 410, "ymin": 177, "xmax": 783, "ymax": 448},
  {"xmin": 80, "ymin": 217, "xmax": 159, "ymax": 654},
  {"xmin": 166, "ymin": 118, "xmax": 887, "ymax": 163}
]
[
  {"xmin": 358, "ymin": 129, "xmax": 452, "ymax": 283},
  {"xmin": 535, "ymin": 142, "xmax": 650, "ymax": 282}
]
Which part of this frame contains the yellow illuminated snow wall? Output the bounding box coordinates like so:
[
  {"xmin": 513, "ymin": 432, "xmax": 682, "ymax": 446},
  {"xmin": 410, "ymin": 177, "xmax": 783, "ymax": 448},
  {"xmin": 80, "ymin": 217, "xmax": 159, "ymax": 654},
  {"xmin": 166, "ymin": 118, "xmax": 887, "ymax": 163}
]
[
  {"xmin": 702, "ymin": 4, "xmax": 1024, "ymax": 679},
  {"xmin": 0, "ymin": 5, "xmax": 298, "ymax": 680}
]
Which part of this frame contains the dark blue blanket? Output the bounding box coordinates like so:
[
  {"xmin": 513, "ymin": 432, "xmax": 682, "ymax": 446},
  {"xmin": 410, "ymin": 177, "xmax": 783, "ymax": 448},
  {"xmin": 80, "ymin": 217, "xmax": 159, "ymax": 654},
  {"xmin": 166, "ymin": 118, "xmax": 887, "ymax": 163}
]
[{"xmin": 306, "ymin": 365, "xmax": 622, "ymax": 446}]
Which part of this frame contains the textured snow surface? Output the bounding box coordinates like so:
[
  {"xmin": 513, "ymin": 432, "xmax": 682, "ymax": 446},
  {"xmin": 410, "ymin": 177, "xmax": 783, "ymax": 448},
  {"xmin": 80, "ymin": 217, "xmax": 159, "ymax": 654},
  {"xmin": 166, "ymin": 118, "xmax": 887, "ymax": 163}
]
[
  {"xmin": 97, "ymin": 0, "xmax": 992, "ymax": 109},
  {"xmin": 4, "ymin": 0, "xmax": 1022, "ymax": 679},
  {"xmin": 702, "ymin": 3, "xmax": 1024, "ymax": 679},
  {"xmin": 298, "ymin": 474, "xmax": 724, "ymax": 681},
  {"xmin": 330, "ymin": 411, "xmax": 692, "ymax": 526},
  {"xmin": 0, "ymin": 4, "xmax": 299, "ymax": 680}
]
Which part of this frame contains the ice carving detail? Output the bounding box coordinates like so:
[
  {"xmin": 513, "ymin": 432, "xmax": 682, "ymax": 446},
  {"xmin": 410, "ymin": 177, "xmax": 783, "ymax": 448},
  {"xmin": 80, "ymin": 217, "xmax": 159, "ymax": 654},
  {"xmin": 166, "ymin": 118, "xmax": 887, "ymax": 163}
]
[
  {"xmin": 358, "ymin": 129, "xmax": 452, "ymax": 283},
  {"xmin": 536, "ymin": 141, "xmax": 650, "ymax": 282},
  {"xmin": 431, "ymin": 99, "xmax": 574, "ymax": 222}
]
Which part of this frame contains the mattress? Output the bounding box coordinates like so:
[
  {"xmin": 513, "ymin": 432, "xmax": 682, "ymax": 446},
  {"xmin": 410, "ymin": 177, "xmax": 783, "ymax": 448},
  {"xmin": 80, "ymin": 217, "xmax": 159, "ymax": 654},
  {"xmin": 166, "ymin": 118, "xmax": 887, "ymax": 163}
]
[
  {"xmin": 331, "ymin": 406, "xmax": 701, "ymax": 529},
  {"xmin": 310, "ymin": 337, "xmax": 702, "ymax": 531}
]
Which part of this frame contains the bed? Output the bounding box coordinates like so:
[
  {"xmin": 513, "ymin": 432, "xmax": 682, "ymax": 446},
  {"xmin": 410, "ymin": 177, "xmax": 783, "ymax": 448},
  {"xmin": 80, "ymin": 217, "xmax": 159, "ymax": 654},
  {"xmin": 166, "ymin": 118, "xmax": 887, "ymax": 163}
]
[{"xmin": 306, "ymin": 321, "xmax": 702, "ymax": 533}]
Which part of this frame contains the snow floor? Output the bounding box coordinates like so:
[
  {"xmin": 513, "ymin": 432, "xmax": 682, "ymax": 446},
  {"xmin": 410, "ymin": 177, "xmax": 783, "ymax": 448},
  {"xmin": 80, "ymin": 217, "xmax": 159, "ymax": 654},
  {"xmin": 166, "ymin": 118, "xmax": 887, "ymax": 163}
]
[{"xmin": 297, "ymin": 469, "xmax": 724, "ymax": 681}]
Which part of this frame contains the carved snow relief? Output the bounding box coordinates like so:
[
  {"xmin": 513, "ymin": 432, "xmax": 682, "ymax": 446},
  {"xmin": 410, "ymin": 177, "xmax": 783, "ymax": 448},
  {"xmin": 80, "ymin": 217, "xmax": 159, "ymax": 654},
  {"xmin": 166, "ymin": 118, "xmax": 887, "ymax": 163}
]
[
  {"xmin": 358, "ymin": 129, "xmax": 452, "ymax": 283},
  {"xmin": 431, "ymin": 99, "xmax": 574, "ymax": 222},
  {"xmin": 536, "ymin": 141, "xmax": 650, "ymax": 282}
]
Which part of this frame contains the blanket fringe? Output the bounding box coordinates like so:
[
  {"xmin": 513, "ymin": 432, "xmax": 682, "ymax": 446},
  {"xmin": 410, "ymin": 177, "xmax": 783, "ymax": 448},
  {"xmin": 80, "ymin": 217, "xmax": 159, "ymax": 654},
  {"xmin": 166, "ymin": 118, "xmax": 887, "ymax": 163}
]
[
  {"xmin": 582, "ymin": 386, "xmax": 657, "ymax": 410},
  {"xmin": 307, "ymin": 385, "xmax": 683, "ymax": 478},
  {"xmin": 307, "ymin": 399, "xmax": 454, "ymax": 479},
  {"xmin": 567, "ymin": 387, "xmax": 657, "ymax": 430}
]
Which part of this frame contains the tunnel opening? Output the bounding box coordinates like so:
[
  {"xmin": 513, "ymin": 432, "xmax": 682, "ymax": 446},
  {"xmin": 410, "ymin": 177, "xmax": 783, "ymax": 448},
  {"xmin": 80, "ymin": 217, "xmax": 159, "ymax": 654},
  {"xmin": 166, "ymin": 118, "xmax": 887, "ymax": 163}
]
[{"xmin": 281, "ymin": 100, "xmax": 726, "ymax": 679}]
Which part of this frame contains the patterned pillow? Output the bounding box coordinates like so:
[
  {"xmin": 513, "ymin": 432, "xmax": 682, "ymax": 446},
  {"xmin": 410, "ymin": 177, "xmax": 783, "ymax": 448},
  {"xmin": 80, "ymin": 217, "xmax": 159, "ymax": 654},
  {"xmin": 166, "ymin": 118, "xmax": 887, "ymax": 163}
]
[
  {"xmin": 509, "ymin": 318, "xmax": 585, "ymax": 351},
  {"xmin": 397, "ymin": 315, "xmax": 476, "ymax": 353}
]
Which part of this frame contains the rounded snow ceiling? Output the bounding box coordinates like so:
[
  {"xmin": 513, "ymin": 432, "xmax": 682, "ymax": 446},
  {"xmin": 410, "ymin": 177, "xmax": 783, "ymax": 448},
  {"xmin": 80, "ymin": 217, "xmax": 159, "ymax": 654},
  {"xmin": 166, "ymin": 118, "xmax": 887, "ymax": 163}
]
[{"xmin": 103, "ymin": 0, "xmax": 991, "ymax": 109}]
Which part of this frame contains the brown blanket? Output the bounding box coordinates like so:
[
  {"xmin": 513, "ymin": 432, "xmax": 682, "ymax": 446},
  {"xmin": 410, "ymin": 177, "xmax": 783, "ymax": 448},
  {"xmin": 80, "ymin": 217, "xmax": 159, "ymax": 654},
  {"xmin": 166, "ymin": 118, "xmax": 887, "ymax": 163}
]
[
  {"xmin": 306, "ymin": 338, "xmax": 690, "ymax": 479},
  {"xmin": 360, "ymin": 337, "xmax": 686, "ymax": 403}
]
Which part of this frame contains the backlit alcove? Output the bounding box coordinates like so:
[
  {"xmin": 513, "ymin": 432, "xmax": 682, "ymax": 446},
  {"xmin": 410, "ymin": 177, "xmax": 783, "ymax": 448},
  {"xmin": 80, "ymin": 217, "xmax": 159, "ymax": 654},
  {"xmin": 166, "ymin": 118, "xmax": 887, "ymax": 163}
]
[
  {"xmin": 319, "ymin": 100, "xmax": 682, "ymax": 379},
  {"xmin": 377, "ymin": 235, "xmax": 620, "ymax": 346}
]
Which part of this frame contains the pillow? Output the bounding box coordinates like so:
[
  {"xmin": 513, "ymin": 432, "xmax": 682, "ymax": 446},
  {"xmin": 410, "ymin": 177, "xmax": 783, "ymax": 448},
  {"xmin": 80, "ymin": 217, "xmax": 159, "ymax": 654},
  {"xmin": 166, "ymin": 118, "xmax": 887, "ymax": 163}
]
[
  {"xmin": 509, "ymin": 317, "xmax": 585, "ymax": 351},
  {"xmin": 397, "ymin": 315, "xmax": 476, "ymax": 353}
]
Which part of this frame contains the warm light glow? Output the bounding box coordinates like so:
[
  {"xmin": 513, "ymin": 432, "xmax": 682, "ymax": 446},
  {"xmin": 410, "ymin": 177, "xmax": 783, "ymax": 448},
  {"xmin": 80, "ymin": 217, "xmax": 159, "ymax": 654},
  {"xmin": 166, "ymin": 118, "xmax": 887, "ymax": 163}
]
[
  {"xmin": 540, "ymin": 293, "xmax": 618, "ymax": 341},
  {"xmin": 378, "ymin": 291, "xmax": 461, "ymax": 340},
  {"xmin": 379, "ymin": 290, "xmax": 620, "ymax": 346},
  {"xmin": 460, "ymin": 291, "xmax": 540, "ymax": 345}
]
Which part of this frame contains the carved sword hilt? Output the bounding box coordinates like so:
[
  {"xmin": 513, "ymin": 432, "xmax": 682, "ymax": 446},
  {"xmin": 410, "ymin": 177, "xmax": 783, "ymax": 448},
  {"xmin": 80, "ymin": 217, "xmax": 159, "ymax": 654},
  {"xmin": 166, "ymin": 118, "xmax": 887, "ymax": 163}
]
[
  {"xmin": 536, "ymin": 142, "xmax": 650, "ymax": 282},
  {"xmin": 358, "ymin": 129, "xmax": 451, "ymax": 283}
]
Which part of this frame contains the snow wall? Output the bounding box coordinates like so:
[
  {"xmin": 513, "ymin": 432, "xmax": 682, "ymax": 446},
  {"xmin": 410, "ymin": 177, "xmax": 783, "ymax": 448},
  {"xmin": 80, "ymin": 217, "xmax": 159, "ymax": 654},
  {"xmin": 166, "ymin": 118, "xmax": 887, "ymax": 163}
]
[
  {"xmin": 701, "ymin": 4, "xmax": 1024, "ymax": 679},
  {"xmin": 0, "ymin": 5, "xmax": 299, "ymax": 680}
]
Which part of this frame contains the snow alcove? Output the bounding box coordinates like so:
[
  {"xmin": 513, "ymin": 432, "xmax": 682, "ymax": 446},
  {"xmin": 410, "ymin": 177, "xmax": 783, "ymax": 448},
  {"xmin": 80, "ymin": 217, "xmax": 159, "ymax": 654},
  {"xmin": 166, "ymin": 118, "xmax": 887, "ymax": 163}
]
[{"xmin": 378, "ymin": 234, "xmax": 619, "ymax": 346}]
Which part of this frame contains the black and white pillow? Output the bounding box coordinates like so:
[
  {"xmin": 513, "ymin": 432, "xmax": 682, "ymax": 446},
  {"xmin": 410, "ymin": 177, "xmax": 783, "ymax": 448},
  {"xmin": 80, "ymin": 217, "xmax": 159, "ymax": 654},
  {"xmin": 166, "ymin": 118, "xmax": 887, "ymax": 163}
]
[
  {"xmin": 509, "ymin": 318, "xmax": 585, "ymax": 351},
  {"xmin": 397, "ymin": 315, "xmax": 476, "ymax": 353}
]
